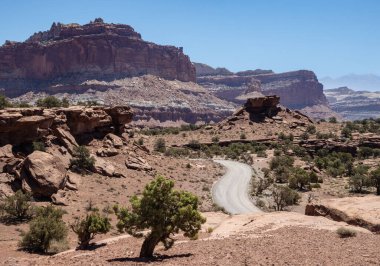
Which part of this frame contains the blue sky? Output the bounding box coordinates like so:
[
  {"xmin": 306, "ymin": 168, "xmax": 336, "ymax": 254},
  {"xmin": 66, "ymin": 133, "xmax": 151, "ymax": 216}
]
[{"xmin": 1, "ymin": 0, "xmax": 379, "ymax": 78}]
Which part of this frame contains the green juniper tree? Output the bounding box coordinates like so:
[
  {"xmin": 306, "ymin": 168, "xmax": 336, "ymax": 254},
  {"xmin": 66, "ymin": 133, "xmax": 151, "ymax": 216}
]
[{"xmin": 114, "ymin": 176, "xmax": 206, "ymax": 258}]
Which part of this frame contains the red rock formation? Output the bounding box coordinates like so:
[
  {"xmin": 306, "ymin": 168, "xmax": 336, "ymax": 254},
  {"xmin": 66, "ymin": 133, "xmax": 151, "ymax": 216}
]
[
  {"xmin": 0, "ymin": 106, "xmax": 133, "ymax": 146},
  {"xmin": 0, "ymin": 19, "xmax": 195, "ymax": 97},
  {"xmin": 197, "ymin": 69, "xmax": 328, "ymax": 110}
]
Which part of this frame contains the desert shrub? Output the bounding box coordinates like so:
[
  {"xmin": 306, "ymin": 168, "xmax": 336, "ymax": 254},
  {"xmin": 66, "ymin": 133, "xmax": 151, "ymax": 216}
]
[
  {"xmin": 271, "ymin": 185, "xmax": 300, "ymax": 211},
  {"xmin": 32, "ymin": 141, "xmax": 46, "ymax": 152},
  {"xmin": 309, "ymin": 171, "xmax": 319, "ymax": 183},
  {"xmin": 70, "ymin": 146, "xmax": 95, "ymax": 173},
  {"xmin": 269, "ymin": 155, "xmax": 294, "ymax": 183},
  {"xmin": 154, "ymin": 138, "xmax": 166, "ymax": 153},
  {"xmin": 358, "ymin": 147, "xmax": 374, "ymax": 159},
  {"xmin": 300, "ymin": 132, "xmax": 309, "ymax": 140},
  {"xmin": 77, "ymin": 100, "xmax": 99, "ymax": 106},
  {"xmin": 61, "ymin": 98, "xmax": 70, "ymax": 107},
  {"xmin": 114, "ymin": 176, "xmax": 206, "ymax": 258},
  {"xmin": 240, "ymin": 132, "xmax": 247, "ymax": 140},
  {"xmin": 188, "ymin": 140, "xmax": 201, "ymax": 150},
  {"xmin": 0, "ymin": 94, "xmax": 12, "ymax": 109},
  {"xmin": 274, "ymin": 149, "xmax": 282, "ymax": 156},
  {"xmin": 36, "ymin": 96, "xmax": 64, "ymax": 108},
  {"xmin": 0, "ymin": 190, "xmax": 32, "ymax": 222},
  {"xmin": 278, "ymin": 132, "xmax": 294, "ymax": 141},
  {"xmin": 370, "ymin": 167, "xmax": 380, "ymax": 195},
  {"xmin": 328, "ymin": 117, "xmax": 337, "ymax": 123},
  {"xmin": 19, "ymin": 205, "xmax": 68, "ymax": 253},
  {"xmin": 256, "ymin": 150, "xmax": 267, "ymax": 158},
  {"xmin": 341, "ymin": 127, "xmax": 352, "ymax": 138},
  {"xmin": 164, "ymin": 147, "xmax": 190, "ymax": 157},
  {"xmin": 306, "ymin": 125, "xmax": 317, "ymax": 134},
  {"xmin": 349, "ymin": 165, "xmax": 371, "ymax": 193},
  {"xmin": 373, "ymin": 149, "xmax": 380, "ymax": 158},
  {"xmin": 211, "ymin": 136, "xmax": 220, "ymax": 143},
  {"xmin": 137, "ymin": 138, "xmax": 144, "ymax": 145},
  {"xmin": 288, "ymin": 167, "xmax": 310, "ymax": 190},
  {"xmin": 336, "ymin": 227, "xmax": 357, "ymax": 238},
  {"xmin": 71, "ymin": 211, "xmax": 111, "ymax": 249},
  {"xmin": 270, "ymin": 155, "xmax": 294, "ymax": 171},
  {"xmin": 292, "ymin": 145, "xmax": 307, "ymax": 157},
  {"xmin": 18, "ymin": 102, "xmax": 32, "ymax": 108},
  {"xmin": 252, "ymin": 177, "xmax": 273, "ymax": 196},
  {"xmin": 314, "ymin": 152, "xmax": 353, "ymax": 177}
]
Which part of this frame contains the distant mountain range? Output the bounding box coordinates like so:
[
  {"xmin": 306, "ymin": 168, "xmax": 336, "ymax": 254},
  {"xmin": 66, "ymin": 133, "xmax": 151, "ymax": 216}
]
[{"xmin": 321, "ymin": 74, "xmax": 380, "ymax": 91}]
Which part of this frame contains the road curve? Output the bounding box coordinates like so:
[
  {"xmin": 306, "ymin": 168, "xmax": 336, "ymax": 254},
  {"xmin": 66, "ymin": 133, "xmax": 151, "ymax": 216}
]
[{"xmin": 212, "ymin": 159, "xmax": 262, "ymax": 215}]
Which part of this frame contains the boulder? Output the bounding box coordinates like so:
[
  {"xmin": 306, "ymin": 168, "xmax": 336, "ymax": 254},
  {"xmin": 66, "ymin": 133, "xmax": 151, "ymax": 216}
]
[
  {"xmin": 54, "ymin": 127, "xmax": 78, "ymax": 154},
  {"xmin": 125, "ymin": 155, "xmax": 152, "ymax": 171},
  {"xmin": 66, "ymin": 171, "xmax": 82, "ymax": 191},
  {"xmin": 51, "ymin": 191, "xmax": 68, "ymax": 206},
  {"xmin": 96, "ymin": 147, "xmax": 119, "ymax": 157},
  {"xmin": 0, "ymin": 144, "xmax": 13, "ymax": 158},
  {"xmin": 105, "ymin": 133, "xmax": 123, "ymax": 148},
  {"xmin": 93, "ymin": 157, "xmax": 116, "ymax": 177},
  {"xmin": 244, "ymin": 96, "xmax": 280, "ymax": 117},
  {"xmin": 21, "ymin": 151, "xmax": 67, "ymax": 197}
]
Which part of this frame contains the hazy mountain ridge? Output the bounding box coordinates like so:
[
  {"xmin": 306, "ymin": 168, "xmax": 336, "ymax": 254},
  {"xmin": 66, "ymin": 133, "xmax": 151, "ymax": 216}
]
[{"xmin": 321, "ymin": 74, "xmax": 380, "ymax": 91}]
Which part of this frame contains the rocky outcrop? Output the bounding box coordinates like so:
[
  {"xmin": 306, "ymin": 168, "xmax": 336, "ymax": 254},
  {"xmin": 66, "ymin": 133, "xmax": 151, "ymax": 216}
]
[
  {"xmin": 305, "ymin": 196, "xmax": 380, "ymax": 233},
  {"xmin": 0, "ymin": 106, "xmax": 133, "ymax": 146},
  {"xmin": 11, "ymin": 75, "xmax": 236, "ymax": 126},
  {"xmin": 244, "ymin": 96, "xmax": 280, "ymax": 116},
  {"xmin": 20, "ymin": 151, "xmax": 67, "ymax": 197},
  {"xmin": 198, "ymin": 69, "xmax": 328, "ymax": 110},
  {"xmin": 0, "ymin": 19, "xmax": 195, "ymax": 97},
  {"xmin": 193, "ymin": 63, "xmax": 233, "ymax": 77}
]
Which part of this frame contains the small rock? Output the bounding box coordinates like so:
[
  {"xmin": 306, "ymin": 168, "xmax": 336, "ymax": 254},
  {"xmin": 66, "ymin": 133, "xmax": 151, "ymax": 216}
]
[
  {"xmin": 96, "ymin": 147, "xmax": 119, "ymax": 157},
  {"xmin": 105, "ymin": 133, "xmax": 123, "ymax": 148},
  {"xmin": 52, "ymin": 191, "xmax": 68, "ymax": 206}
]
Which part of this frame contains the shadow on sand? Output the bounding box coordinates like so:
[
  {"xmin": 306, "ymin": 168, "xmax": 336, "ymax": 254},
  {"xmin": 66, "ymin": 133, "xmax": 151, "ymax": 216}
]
[{"xmin": 107, "ymin": 253, "xmax": 192, "ymax": 263}]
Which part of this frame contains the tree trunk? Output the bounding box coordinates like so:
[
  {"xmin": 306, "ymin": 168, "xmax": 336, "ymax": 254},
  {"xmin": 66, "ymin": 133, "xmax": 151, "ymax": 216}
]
[
  {"xmin": 139, "ymin": 233, "xmax": 160, "ymax": 258},
  {"xmin": 377, "ymin": 184, "xmax": 380, "ymax": 196}
]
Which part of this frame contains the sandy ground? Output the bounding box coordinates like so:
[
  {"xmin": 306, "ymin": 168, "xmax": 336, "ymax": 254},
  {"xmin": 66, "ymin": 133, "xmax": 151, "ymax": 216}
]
[{"xmin": 7, "ymin": 212, "xmax": 379, "ymax": 266}]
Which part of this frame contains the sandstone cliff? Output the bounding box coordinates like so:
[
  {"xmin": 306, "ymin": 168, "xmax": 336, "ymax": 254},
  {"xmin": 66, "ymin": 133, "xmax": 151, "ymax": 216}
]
[
  {"xmin": 198, "ymin": 70, "xmax": 328, "ymax": 109},
  {"xmin": 0, "ymin": 19, "xmax": 195, "ymax": 96},
  {"xmin": 325, "ymin": 87, "xmax": 380, "ymax": 120},
  {"xmin": 0, "ymin": 106, "xmax": 133, "ymax": 146}
]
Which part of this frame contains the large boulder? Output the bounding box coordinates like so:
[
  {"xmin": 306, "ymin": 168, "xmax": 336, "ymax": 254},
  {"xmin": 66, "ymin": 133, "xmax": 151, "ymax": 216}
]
[{"xmin": 21, "ymin": 151, "xmax": 67, "ymax": 197}]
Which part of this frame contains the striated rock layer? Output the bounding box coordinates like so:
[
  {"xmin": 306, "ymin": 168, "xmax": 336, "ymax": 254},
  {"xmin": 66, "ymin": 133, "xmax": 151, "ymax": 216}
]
[
  {"xmin": 0, "ymin": 19, "xmax": 195, "ymax": 97},
  {"xmin": 198, "ymin": 69, "xmax": 328, "ymax": 110},
  {"xmin": 0, "ymin": 106, "xmax": 133, "ymax": 146}
]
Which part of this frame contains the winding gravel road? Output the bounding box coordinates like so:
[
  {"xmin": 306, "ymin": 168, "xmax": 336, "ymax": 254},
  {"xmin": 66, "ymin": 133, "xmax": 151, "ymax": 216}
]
[{"xmin": 212, "ymin": 159, "xmax": 262, "ymax": 215}]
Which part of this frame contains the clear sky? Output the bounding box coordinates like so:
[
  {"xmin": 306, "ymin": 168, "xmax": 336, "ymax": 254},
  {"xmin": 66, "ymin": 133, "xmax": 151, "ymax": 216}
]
[{"xmin": 1, "ymin": 0, "xmax": 379, "ymax": 78}]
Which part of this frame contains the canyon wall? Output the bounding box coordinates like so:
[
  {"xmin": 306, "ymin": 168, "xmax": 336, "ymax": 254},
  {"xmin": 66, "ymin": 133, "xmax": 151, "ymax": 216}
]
[{"xmin": 0, "ymin": 19, "xmax": 195, "ymax": 97}]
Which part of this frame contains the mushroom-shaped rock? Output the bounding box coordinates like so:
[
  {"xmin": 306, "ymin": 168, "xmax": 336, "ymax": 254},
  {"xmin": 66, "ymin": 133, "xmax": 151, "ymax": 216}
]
[{"xmin": 21, "ymin": 151, "xmax": 67, "ymax": 197}]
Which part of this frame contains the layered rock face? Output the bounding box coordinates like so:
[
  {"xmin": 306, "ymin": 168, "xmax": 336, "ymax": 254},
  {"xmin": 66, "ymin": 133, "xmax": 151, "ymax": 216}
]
[
  {"xmin": 0, "ymin": 106, "xmax": 133, "ymax": 146},
  {"xmin": 11, "ymin": 75, "xmax": 235, "ymax": 126},
  {"xmin": 325, "ymin": 87, "xmax": 380, "ymax": 120},
  {"xmin": 198, "ymin": 68, "xmax": 328, "ymax": 110},
  {"xmin": 255, "ymin": 70, "xmax": 328, "ymax": 109},
  {"xmin": 0, "ymin": 105, "xmax": 134, "ymax": 199},
  {"xmin": 0, "ymin": 19, "xmax": 195, "ymax": 96}
]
